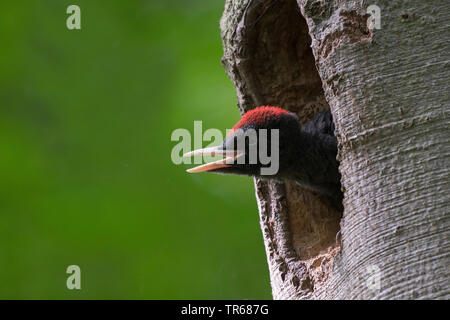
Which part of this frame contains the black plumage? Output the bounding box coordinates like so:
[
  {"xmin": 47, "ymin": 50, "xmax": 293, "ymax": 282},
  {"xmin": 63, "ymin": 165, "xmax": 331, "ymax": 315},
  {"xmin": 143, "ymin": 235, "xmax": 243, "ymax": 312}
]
[{"xmin": 289, "ymin": 110, "xmax": 343, "ymax": 211}]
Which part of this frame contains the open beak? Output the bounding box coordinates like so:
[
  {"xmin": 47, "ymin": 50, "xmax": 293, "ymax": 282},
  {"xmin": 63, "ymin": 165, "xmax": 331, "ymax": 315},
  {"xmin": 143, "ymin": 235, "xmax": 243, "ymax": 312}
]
[{"xmin": 183, "ymin": 146, "xmax": 243, "ymax": 173}]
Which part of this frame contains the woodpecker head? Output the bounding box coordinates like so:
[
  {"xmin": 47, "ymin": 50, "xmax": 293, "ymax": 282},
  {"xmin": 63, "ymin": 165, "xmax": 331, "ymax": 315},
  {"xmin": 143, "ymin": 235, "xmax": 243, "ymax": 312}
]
[{"xmin": 183, "ymin": 106, "xmax": 300, "ymax": 179}]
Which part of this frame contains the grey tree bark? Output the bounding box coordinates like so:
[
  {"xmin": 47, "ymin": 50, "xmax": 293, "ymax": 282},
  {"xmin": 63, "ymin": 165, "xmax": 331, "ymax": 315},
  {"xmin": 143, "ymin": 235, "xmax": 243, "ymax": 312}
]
[{"xmin": 220, "ymin": 0, "xmax": 449, "ymax": 299}]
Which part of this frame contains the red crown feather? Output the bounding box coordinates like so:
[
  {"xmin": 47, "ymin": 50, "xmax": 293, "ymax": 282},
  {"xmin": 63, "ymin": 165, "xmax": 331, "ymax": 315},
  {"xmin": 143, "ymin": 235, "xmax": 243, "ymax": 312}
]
[{"xmin": 228, "ymin": 106, "xmax": 289, "ymax": 136}]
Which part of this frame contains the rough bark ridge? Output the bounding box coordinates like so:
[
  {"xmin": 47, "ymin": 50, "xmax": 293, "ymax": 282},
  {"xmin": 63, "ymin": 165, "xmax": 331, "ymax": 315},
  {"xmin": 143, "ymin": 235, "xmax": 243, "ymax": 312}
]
[{"xmin": 220, "ymin": 0, "xmax": 449, "ymax": 299}]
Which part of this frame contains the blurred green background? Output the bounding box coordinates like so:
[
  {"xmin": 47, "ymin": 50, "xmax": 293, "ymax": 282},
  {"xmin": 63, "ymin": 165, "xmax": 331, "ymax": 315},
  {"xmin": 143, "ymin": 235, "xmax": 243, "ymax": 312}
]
[{"xmin": 0, "ymin": 0, "xmax": 270, "ymax": 299}]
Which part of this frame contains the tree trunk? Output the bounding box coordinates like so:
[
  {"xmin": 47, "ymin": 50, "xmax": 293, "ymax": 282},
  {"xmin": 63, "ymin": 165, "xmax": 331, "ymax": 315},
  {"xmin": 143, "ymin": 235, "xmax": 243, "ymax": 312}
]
[{"xmin": 220, "ymin": 0, "xmax": 449, "ymax": 299}]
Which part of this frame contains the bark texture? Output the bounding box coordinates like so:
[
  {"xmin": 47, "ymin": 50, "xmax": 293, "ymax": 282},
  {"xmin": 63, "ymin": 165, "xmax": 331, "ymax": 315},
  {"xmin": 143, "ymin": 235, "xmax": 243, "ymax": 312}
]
[{"xmin": 220, "ymin": 0, "xmax": 450, "ymax": 299}]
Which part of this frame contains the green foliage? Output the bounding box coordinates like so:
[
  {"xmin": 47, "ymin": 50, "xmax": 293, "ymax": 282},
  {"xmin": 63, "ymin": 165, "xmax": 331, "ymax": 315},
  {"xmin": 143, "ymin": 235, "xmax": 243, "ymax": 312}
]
[{"xmin": 0, "ymin": 0, "xmax": 270, "ymax": 299}]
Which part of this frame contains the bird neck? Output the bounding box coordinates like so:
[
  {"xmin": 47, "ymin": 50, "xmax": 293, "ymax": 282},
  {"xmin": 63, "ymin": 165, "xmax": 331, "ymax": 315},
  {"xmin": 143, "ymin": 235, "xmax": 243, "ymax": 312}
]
[{"xmin": 289, "ymin": 126, "xmax": 340, "ymax": 195}]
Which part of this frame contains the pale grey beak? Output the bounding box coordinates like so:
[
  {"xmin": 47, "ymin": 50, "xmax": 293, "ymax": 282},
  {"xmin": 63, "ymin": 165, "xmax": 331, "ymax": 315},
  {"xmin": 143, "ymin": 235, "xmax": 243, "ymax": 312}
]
[{"xmin": 183, "ymin": 146, "xmax": 243, "ymax": 173}]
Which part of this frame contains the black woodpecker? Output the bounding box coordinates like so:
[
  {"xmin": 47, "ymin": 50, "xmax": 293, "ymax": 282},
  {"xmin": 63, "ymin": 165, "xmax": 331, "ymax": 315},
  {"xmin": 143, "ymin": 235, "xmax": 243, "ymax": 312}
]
[{"xmin": 184, "ymin": 106, "xmax": 343, "ymax": 211}]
